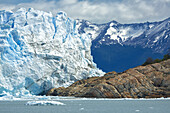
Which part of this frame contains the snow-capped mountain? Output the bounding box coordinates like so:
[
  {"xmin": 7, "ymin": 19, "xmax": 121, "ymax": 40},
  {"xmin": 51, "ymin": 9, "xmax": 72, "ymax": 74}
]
[
  {"xmin": 0, "ymin": 8, "xmax": 104, "ymax": 96},
  {"xmin": 76, "ymin": 18, "xmax": 170, "ymax": 72}
]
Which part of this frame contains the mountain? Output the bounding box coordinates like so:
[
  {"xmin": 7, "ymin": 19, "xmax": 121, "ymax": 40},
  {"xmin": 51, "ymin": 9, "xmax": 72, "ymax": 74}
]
[
  {"xmin": 47, "ymin": 59, "xmax": 170, "ymax": 98},
  {"xmin": 0, "ymin": 8, "xmax": 104, "ymax": 96},
  {"xmin": 76, "ymin": 18, "xmax": 170, "ymax": 72}
]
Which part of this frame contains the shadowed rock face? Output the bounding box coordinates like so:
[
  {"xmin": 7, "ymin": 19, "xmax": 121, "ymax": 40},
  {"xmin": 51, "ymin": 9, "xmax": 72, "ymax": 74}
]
[{"xmin": 47, "ymin": 59, "xmax": 170, "ymax": 98}]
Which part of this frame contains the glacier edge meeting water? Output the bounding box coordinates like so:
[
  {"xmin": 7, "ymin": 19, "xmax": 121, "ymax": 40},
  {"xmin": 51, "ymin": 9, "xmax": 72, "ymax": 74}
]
[{"xmin": 0, "ymin": 8, "xmax": 104, "ymax": 97}]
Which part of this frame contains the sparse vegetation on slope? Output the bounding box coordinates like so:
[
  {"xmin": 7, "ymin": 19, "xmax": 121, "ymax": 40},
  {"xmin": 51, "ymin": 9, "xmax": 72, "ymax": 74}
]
[{"xmin": 142, "ymin": 54, "xmax": 170, "ymax": 66}]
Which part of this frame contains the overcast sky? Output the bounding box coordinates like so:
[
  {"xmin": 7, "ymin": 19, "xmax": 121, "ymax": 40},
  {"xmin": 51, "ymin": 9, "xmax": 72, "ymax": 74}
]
[{"xmin": 0, "ymin": 0, "xmax": 170, "ymax": 24}]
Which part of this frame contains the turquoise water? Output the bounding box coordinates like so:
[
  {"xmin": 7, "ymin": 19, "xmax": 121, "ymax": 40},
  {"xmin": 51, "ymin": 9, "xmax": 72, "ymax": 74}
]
[{"xmin": 0, "ymin": 99, "xmax": 170, "ymax": 113}]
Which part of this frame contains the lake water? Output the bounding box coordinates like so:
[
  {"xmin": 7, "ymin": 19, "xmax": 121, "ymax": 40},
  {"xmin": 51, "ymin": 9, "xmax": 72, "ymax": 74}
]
[{"xmin": 0, "ymin": 99, "xmax": 170, "ymax": 113}]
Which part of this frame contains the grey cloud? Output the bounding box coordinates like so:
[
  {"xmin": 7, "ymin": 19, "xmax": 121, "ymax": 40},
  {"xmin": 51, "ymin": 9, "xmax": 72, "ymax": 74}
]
[{"xmin": 0, "ymin": 0, "xmax": 169, "ymax": 23}]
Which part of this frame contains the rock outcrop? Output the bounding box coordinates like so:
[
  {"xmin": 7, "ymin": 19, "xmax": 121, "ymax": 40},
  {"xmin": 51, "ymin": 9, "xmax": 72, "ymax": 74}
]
[{"xmin": 47, "ymin": 59, "xmax": 170, "ymax": 98}]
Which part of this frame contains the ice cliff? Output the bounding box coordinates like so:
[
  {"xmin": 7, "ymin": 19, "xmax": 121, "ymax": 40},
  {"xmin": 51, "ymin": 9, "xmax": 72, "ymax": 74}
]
[{"xmin": 0, "ymin": 8, "xmax": 103, "ymax": 96}]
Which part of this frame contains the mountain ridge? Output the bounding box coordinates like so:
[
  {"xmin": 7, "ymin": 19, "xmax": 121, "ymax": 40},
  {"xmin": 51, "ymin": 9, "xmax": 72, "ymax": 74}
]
[{"xmin": 76, "ymin": 17, "xmax": 170, "ymax": 72}]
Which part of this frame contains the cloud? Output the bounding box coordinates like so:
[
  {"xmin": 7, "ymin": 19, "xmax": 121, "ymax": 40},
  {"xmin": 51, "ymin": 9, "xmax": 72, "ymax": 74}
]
[
  {"xmin": 0, "ymin": 0, "xmax": 169, "ymax": 23},
  {"xmin": 59, "ymin": 0, "xmax": 78, "ymax": 5},
  {"xmin": 0, "ymin": 4, "xmax": 16, "ymax": 11}
]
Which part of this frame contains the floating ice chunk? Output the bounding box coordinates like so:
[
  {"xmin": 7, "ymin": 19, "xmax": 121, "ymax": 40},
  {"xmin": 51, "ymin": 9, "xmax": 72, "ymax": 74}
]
[
  {"xmin": 80, "ymin": 108, "xmax": 84, "ymax": 110},
  {"xmin": 135, "ymin": 110, "xmax": 140, "ymax": 112},
  {"xmin": 25, "ymin": 101, "xmax": 65, "ymax": 106},
  {"xmin": 149, "ymin": 107, "xmax": 153, "ymax": 109}
]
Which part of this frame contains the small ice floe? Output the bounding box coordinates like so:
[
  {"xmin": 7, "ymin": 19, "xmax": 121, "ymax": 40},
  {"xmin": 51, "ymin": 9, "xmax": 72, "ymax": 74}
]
[
  {"xmin": 25, "ymin": 101, "xmax": 65, "ymax": 106},
  {"xmin": 149, "ymin": 107, "xmax": 153, "ymax": 109},
  {"xmin": 80, "ymin": 108, "xmax": 84, "ymax": 111},
  {"xmin": 135, "ymin": 110, "xmax": 140, "ymax": 112}
]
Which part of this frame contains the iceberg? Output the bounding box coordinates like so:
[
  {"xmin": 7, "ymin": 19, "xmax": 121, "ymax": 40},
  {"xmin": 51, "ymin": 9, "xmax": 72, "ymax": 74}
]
[
  {"xmin": 0, "ymin": 8, "xmax": 104, "ymax": 96},
  {"xmin": 25, "ymin": 101, "xmax": 65, "ymax": 106}
]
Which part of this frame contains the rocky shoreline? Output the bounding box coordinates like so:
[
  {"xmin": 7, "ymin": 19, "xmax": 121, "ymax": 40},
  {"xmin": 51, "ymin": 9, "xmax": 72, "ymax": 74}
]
[{"xmin": 47, "ymin": 59, "xmax": 170, "ymax": 98}]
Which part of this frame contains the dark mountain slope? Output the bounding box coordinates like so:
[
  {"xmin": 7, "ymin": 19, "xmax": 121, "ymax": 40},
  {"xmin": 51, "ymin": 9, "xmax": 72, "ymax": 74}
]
[{"xmin": 76, "ymin": 18, "xmax": 170, "ymax": 72}]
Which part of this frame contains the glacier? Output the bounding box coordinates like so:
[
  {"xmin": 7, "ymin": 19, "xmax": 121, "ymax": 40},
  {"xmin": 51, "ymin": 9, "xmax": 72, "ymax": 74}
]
[{"xmin": 0, "ymin": 8, "xmax": 104, "ymax": 96}]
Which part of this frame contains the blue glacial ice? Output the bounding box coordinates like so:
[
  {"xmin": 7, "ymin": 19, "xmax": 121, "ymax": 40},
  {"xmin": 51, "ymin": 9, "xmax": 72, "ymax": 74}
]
[{"xmin": 0, "ymin": 8, "xmax": 104, "ymax": 97}]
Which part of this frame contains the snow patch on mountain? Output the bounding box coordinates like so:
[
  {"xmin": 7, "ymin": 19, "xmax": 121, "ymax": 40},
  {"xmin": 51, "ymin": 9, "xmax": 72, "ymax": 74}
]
[
  {"xmin": 76, "ymin": 18, "xmax": 169, "ymax": 73},
  {"xmin": 76, "ymin": 19, "xmax": 106, "ymax": 40},
  {"xmin": 77, "ymin": 18, "xmax": 170, "ymax": 54}
]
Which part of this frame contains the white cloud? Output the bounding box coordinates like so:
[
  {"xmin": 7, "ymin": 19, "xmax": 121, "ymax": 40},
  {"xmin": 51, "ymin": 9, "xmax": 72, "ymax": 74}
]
[
  {"xmin": 0, "ymin": 4, "xmax": 16, "ymax": 11},
  {"xmin": 59, "ymin": 0, "xmax": 78, "ymax": 5},
  {"xmin": 0, "ymin": 0, "xmax": 169, "ymax": 23}
]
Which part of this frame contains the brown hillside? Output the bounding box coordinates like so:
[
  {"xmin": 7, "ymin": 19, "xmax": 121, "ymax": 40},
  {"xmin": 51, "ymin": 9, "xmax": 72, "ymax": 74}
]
[{"xmin": 47, "ymin": 59, "xmax": 170, "ymax": 98}]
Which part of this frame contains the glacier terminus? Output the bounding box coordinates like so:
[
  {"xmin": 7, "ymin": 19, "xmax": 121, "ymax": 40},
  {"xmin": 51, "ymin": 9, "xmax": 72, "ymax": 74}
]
[{"xmin": 0, "ymin": 8, "xmax": 104, "ymax": 97}]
